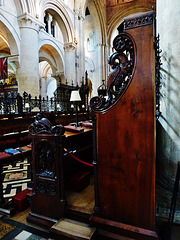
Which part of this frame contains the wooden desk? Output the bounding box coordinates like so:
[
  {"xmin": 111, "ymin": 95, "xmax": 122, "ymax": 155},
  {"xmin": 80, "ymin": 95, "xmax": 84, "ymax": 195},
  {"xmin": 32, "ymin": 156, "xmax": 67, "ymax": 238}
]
[{"xmin": 0, "ymin": 146, "xmax": 32, "ymax": 214}]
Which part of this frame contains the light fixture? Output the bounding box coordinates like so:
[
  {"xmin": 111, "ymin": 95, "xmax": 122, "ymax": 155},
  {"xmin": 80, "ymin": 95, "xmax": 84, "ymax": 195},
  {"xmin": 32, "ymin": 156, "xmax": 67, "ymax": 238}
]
[
  {"xmin": 70, "ymin": 90, "xmax": 81, "ymax": 102},
  {"xmin": 25, "ymin": 102, "xmax": 30, "ymax": 108},
  {"xmin": 25, "ymin": 102, "xmax": 30, "ymax": 112},
  {"xmin": 70, "ymin": 90, "xmax": 81, "ymax": 126}
]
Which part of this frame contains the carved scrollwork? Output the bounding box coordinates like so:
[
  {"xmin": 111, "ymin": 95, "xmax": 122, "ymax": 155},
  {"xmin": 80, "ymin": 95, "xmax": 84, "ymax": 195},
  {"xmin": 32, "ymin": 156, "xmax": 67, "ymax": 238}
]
[
  {"xmin": 90, "ymin": 33, "xmax": 135, "ymax": 112},
  {"xmin": 29, "ymin": 113, "xmax": 65, "ymax": 136},
  {"xmin": 90, "ymin": 96, "xmax": 103, "ymax": 110},
  {"xmin": 124, "ymin": 11, "xmax": 153, "ymax": 30}
]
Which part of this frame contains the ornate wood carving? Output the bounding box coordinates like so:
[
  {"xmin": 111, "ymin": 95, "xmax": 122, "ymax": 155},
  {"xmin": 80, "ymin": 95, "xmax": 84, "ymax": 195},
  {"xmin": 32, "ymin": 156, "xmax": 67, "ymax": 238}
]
[
  {"xmin": 90, "ymin": 33, "xmax": 135, "ymax": 112},
  {"xmin": 27, "ymin": 115, "xmax": 65, "ymax": 227},
  {"xmin": 124, "ymin": 11, "xmax": 154, "ymax": 30},
  {"xmin": 29, "ymin": 113, "xmax": 65, "ymax": 136},
  {"xmin": 90, "ymin": 11, "xmax": 158, "ymax": 239},
  {"xmin": 35, "ymin": 140, "xmax": 56, "ymax": 179}
]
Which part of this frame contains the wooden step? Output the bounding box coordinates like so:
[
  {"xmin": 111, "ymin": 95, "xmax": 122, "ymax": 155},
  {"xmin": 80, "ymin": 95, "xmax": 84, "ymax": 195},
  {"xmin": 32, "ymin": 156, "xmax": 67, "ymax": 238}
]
[{"xmin": 50, "ymin": 218, "xmax": 96, "ymax": 240}]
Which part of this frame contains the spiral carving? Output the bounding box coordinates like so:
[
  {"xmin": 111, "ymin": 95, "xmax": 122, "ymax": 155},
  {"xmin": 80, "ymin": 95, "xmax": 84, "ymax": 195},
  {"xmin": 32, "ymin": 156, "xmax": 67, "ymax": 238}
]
[
  {"xmin": 29, "ymin": 113, "xmax": 65, "ymax": 136},
  {"xmin": 90, "ymin": 33, "xmax": 135, "ymax": 112}
]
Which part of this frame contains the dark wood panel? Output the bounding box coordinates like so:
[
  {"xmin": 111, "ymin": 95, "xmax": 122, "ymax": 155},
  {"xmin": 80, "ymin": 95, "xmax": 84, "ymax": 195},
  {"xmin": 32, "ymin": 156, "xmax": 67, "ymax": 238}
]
[{"xmin": 91, "ymin": 11, "xmax": 156, "ymax": 235}]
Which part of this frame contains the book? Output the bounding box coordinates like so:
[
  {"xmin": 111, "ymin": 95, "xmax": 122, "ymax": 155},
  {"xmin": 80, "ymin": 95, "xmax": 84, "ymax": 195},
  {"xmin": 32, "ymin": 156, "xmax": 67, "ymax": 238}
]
[
  {"xmin": 64, "ymin": 125, "xmax": 84, "ymax": 133},
  {"xmin": 82, "ymin": 122, "xmax": 93, "ymax": 128},
  {"xmin": 16, "ymin": 147, "xmax": 26, "ymax": 153},
  {"xmin": 5, "ymin": 148, "xmax": 20, "ymax": 155}
]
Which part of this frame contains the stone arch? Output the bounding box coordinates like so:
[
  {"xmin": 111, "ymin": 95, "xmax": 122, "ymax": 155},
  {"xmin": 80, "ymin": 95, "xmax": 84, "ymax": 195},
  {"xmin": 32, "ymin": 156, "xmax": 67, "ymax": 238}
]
[
  {"xmin": 85, "ymin": 56, "xmax": 95, "ymax": 98},
  {"xmin": 83, "ymin": 0, "xmax": 106, "ymax": 45},
  {"xmin": 39, "ymin": 39, "xmax": 64, "ymax": 75},
  {"xmin": 39, "ymin": 40, "xmax": 64, "ymax": 98},
  {"xmin": 0, "ymin": 17, "xmax": 20, "ymax": 54},
  {"xmin": 82, "ymin": 0, "xmax": 107, "ymax": 96},
  {"xmin": 0, "ymin": 16, "xmax": 20, "ymax": 69},
  {"xmin": 107, "ymin": 5, "xmax": 154, "ymax": 47},
  {"xmin": 13, "ymin": 0, "xmax": 29, "ymax": 15},
  {"xmin": 39, "ymin": 0, "xmax": 74, "ymax": 43}
]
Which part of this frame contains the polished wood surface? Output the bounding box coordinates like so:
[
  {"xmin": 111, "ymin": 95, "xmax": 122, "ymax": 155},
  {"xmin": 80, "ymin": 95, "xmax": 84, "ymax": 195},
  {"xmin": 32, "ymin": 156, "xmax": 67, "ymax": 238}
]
[
  {"xmin": 91, "ymin": 11, "xmax": 156, "ymax": 235},
  {"xmin": 28, "ymin": 126, "xmax": 93, "ymax": 228}
]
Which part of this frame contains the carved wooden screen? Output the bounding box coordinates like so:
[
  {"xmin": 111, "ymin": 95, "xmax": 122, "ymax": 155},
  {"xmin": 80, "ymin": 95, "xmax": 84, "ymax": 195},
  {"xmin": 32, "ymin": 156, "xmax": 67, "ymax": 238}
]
[
  {"xmin": 90, "ymin": 11, "xmax": 158, "ymax": 239},
  {"xmin": 27, "ymin": 117, "xmax": 65, "ymax": 228}
]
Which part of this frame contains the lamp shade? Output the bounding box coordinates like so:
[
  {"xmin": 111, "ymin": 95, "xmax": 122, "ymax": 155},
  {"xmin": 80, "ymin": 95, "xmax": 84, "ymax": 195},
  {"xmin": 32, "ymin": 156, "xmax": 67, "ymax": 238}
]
[
  {"xmin": 70, "ymin": 90, "xmax": 81, "ymax": 102},
  {"xmin": 25, "ymin": 102, "xmax": 30, "ymax": 108}
]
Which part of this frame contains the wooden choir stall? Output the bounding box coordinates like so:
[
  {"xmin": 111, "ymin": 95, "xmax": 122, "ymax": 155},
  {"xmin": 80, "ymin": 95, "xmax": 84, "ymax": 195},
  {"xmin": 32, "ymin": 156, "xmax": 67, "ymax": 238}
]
[
  {"xmin": 27, "ymin": 10, "xmax": 158, "ymax": 240},
  {"xmin": 27, "ymin": 114, "xmax": 93, "ymax": 229},
  {"xmin": 90, "ymin": 11, "xmax": 158, "ymax": 239}
]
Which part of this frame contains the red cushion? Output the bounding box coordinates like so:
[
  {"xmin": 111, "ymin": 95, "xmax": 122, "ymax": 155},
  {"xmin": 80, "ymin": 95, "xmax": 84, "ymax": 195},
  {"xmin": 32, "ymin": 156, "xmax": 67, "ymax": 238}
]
[
  {"xmin": 12, "ymin": 189, "xmax": 31, "ymax": 211},
  {"xmin": 13, "ymin": 189, "xmax": 30, "ymax": 200}
]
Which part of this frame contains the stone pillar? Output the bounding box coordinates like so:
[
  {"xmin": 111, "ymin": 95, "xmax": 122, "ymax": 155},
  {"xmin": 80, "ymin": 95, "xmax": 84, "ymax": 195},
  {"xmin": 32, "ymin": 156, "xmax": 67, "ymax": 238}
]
[
  {"xmin": 156, "ymin": 0, "xmax": 180, "ymax": 222},
  {"xmin": 92, "ymin": 43, "xmax": 104, "ymax": 96},
  {"xmin": 40, "ymin": 77, "xmax": 47, "ymax": 98},
  {"xmin": 0, "ymin": 0, "xmax": 4, "ymax": 6},
  {"xmin": 64, "ymin": 43, "xmax": 76, "ymax": 85},
  {"xmin": 17, "ymin": 14, "xmax": 42, "ymax": 97},
  {"xmin": 74, "ymin": 9, "xmax": 86, "ymax": 86},
  {"xmin": 79, "ymin": 15, "xmax": 85, "ymax": 84}
]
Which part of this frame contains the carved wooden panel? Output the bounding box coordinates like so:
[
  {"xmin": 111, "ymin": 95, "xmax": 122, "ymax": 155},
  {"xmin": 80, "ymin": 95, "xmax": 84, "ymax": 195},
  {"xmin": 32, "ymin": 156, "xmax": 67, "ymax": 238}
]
[
  {"xmin": 90, "ymin": 11, "xmax": 157, "ymax": 238},
  {"xmin": 27, "ymin": 116, "xmax": 65, "ymax": 227}
]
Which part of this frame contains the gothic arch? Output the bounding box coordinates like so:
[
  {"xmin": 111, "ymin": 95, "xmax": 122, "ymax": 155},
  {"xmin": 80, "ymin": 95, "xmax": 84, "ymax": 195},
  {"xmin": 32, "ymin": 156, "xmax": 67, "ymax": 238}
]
[
  {"xmin": 13, "ymin": 0, "xmax": 28, "ymax": 15},
  {"xmin": 39, "ymin": 0, "xmax": 74, "ymax": 43},
  {"xmin": 39, "ymin": 39, "xmax": 64, "ymax": 75},
  {"xmin": 0, "ymin": 16, "xmax": 20, "ymax": 69},
  {"xmin": 107, "ymin": 5, "xmax": 154, "ymax": 47},
  {"xmin": 83, "ymin": 0, "xmax": 106, "ymax": 45}
]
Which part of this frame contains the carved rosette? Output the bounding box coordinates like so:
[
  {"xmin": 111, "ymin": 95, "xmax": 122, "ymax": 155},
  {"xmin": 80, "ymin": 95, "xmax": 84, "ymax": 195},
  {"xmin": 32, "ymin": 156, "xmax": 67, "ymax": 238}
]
[
  {"xmin": 90, "ymin": 33, "xmax": 135, "ymax": 112},
  {"xmin": 36, "ymin": 181, "xmax": 57, "ymax": 196}
]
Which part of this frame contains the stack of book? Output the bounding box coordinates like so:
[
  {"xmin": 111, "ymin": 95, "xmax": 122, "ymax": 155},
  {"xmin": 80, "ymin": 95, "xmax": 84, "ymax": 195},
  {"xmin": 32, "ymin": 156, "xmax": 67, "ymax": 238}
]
[{"xmin": 4, "ymin": 147, "xmax": 26, "ymax": 155}]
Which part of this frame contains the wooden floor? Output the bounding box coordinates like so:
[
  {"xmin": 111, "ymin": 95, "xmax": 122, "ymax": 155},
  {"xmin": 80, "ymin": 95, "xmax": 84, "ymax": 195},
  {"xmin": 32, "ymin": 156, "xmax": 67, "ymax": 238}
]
[
  {"xmin": 65, "ymin": 174, "xmax": 95, "ymax": 214},
  {"xmin": 5, "ymin": 175, "xmax": 95, "ymax": 232}
]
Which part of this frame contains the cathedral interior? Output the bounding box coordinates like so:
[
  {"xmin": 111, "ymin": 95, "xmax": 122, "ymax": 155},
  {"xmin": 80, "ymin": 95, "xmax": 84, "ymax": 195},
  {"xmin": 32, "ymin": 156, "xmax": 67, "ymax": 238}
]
[{"xmin": 0, "ymin": 0, "xmax": 180, "ymax": 239}]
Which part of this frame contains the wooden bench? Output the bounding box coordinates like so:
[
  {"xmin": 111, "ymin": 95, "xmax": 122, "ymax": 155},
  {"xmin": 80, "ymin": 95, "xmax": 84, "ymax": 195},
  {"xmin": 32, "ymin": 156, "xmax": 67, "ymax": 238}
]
[{"xmin": 0, "ymin": 115, "xmax": 35, "ymax": 151}]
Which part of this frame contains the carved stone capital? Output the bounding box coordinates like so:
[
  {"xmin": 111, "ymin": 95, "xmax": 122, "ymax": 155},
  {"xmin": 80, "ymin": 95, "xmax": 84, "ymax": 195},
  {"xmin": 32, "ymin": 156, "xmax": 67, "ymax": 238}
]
[
  {"xmin": 64, "ymin": 42, "xmax": 77, "ymax": 51},
  {"xmin": 18, "ymin": 13, "xmax": 45, "ymax": 31}
]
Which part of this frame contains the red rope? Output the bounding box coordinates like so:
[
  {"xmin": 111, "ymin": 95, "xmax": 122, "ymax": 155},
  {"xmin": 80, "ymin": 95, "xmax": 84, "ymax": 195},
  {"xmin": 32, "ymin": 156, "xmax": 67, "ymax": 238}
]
[{"xmin": 64, "ymin": 148, "xmax": 94, "ymax": 167}]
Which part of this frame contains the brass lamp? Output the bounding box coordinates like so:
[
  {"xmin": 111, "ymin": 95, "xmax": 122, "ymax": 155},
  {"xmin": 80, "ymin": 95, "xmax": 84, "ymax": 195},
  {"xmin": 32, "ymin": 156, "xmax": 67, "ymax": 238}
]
[{"xmin": 70, "ymin": 90, "xmax": 81, "ymax": 127}]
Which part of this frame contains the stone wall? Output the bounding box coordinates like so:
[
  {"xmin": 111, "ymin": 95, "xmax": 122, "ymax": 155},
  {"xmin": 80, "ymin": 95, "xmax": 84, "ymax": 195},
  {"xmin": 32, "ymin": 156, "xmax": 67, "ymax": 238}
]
[{"xmin": 156, "ymin": 0, "xmax": 180, "ymax": 223}]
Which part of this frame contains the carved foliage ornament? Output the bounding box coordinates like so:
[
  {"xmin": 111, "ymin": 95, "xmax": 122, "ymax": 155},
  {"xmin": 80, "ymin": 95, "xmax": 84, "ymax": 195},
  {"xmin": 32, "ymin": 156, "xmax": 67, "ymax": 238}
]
[
  {"xmin": 29, "ymin": 113, "xmax": 65, "ymax": 136},
  {"xmin": 90, "ymin": 33, "xmax": 135, "ymax": 112}
]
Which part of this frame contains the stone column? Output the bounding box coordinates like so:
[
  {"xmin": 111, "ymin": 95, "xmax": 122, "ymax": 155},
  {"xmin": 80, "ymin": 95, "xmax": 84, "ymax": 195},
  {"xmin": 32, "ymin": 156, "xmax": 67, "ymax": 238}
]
[
  {"xmin": 0, "ymin": 0, "xmax": 4, "ymax": 6},
  {"xmin": 40, "ymin": 77, "xmax": 47, "ymax": 98},
  {"xmin": 79, "ymin": 15, "xmax": 85, "ymax": 84},
  {"xmin": 73, "ymin": 9, "xmax": 86, "ymax": 86},
  {"xmin": 92, "ymin": 43, "xmax": 104, "ymax": 96},
  {"xmin": 17, "ymin": 14, "xmax": 43, "ymax": 97},
  {"xmin": 64, "ymin": 43, "xmax": 76, "ymax": 86}
]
